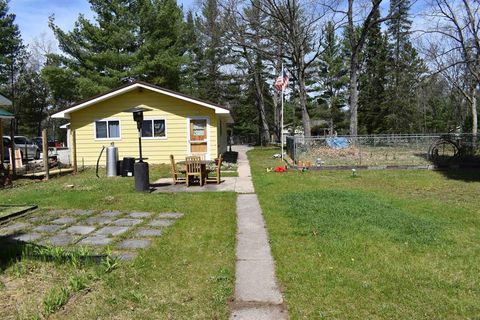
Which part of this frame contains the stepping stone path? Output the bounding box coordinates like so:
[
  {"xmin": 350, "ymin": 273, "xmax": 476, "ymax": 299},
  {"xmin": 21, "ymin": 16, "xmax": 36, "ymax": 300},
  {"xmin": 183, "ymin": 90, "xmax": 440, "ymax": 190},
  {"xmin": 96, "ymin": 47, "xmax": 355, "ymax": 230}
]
[
  {"xmin": 0, "ymin": 209, "xmax": 185, "ymax": 261},
  {"xmin": 41, "ymin": 234, "xmax": 77, "ymax": 247},
  {"xmin": 112, "ymin": 218, "xmax": 142, "ymax": 226},
  {"xmin": 95, "ymin": 226, "xmax": 129, "ymax": 236},
  {"xmin": 52, "ymin": 217, "xmax": 76, "ymax": 225},
  {"xmin": 79, "ymin": 236, "xmax": 113, "ymax": 246},
  {"xmin": 136, "ymin": 228, "xmax": 163, "ymax": 237},
  {"xmin": 129, "ymin": 212, "xmax": 152, "ymax": 218},
  {"xmin": 0, "ymin": 223, "xmax": 30, "ymax": 234},
  {"xmin": 100, "ymin": 210, "xmax": 122, "ymax": 217},
  {"xmin": 34, "ymin": 224, "xmax": 62, "ymax": 233},
  {"xmin": 117, "ymin": 239, "xmax": 151, "ymax": 249},
  {"xmin": 84, "ymin": 216, "xmax": 113, "ymax": 225},
  {"xmin": 65, "ymin": 225, "xmax": 96, "ymax": 235},
  {"xmin": 148, "ymin": 219, "xmax": 174, "ymax": 227},
  {"xmin": 71, "ymin": 209, "xmax": 94, "ymax": 216},
  {"xmin": 12, "ymin": 233, "xmax": 42, "ymax": 242}
]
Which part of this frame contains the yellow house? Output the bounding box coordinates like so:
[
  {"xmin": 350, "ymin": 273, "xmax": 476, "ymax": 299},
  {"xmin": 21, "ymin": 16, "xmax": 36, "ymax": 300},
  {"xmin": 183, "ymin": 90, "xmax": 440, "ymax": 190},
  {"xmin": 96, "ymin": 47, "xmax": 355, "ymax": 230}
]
[{"xmin": 52, "ymin": 81, "xmax": 233, "ymax": 165}]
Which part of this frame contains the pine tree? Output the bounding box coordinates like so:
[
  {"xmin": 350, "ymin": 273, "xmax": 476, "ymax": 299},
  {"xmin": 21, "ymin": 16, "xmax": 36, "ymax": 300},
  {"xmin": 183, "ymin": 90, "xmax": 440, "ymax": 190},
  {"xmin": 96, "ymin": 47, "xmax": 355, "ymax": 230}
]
[
  {"xmin": 136, "ymin": 0, "xmax": 187, "ymax": 90},
  {"xmin": 0, "ymin": 0, "xmax": 27, "ymax": 135},
  {"xmin": 317, "ymin": 22, "xmax": 349, "ymax": 134},
  {"xmin": 358, "ymin": 7, "xmax": 390, "ymax": 134},
  {"xmin": 48, "ymin": 0, "xmax": 140, "ymax": 97},
  {"xmin": 195, "ymin": 0, "xmax": 228, "ymax": 103},
  {"xmin": 48, "ymin": 0, "xmax": 187, "ymax": 99},
  {"xmin": 383, "ymin": 0, "xmax": 425, "ymax": 133},
  {"xmin": 15, "ymin": 68, "xmax": 50, "ymax": 137}
]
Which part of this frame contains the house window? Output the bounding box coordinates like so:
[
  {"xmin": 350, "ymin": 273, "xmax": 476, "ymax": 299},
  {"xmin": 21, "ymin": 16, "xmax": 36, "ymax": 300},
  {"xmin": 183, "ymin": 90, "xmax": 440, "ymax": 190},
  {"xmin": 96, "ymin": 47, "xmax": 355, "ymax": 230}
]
[
  {"xmin": 95, "ymin": 120, "xmax": 120, "ymax": 139},
  {"xmin": 141, "ymin": 119, "xmax": 166, "ymax": 138}
]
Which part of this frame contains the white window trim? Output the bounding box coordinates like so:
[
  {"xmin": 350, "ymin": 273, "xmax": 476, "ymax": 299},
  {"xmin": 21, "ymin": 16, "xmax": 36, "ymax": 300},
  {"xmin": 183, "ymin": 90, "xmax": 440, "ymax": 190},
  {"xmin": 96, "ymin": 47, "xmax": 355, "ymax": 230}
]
[
  {"xmin": 186, "ymin": 116, "xmax": 211, "ymax": 160},
  {"xmin": 93, "ymin": 119, "xmax": 122, "ymax": 141},
  {"xmin": 140, "ymin": 117, "xmax": 167, "ymax": 140}
]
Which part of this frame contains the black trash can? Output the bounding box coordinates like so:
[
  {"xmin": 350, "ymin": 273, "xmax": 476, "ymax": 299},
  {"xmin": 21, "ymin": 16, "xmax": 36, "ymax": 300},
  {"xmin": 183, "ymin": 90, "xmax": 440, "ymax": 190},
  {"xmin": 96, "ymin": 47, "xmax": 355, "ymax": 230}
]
[
  {"xmin": 122, "ymin": 157, "xmax": 135, "ymax": 177},
  {"xmin": 116, "ymin": 160, "xmax": 123, "ymax": 176},
  {"xmin": 134, "ymin": 162, "xmax": 150, "ymax": 192}
]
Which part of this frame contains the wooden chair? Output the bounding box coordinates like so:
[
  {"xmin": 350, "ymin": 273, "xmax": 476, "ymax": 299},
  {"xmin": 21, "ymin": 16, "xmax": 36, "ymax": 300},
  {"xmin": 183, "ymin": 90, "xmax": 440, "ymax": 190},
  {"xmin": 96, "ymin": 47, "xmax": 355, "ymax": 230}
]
[
  {"xmin": 185, "ymin": 156, "xmax": 204, "ymax": 186},
  {"xmin": 191, "ymin": 153, "xmax": 205, "ymax": 160},
  {"xmin": 170, "ymin": 155, "xmax": 186, "ymax": 184},
  {"xmin": 206, "ymin": 154, "xmax": 223, "ymax": 184}
]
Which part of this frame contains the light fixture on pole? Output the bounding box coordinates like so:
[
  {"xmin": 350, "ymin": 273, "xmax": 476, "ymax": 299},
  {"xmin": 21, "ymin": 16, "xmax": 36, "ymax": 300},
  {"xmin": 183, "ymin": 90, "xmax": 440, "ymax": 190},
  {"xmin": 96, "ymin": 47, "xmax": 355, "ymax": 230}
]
[{"xmin": 123, "ymin": 106, "xmax": 151, "ymax": 192}]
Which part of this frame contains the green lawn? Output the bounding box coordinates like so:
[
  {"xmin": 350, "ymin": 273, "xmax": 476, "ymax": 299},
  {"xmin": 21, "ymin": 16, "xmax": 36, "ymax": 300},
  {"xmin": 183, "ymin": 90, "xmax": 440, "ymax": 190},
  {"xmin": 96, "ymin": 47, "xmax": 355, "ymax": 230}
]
[
  {"xmin": 0, "ymin": 167, "xmax": 236, "ymax": 319},
  {"xmin": 249, "ymin": 148, "xmax": 480, "ymax": 319}
]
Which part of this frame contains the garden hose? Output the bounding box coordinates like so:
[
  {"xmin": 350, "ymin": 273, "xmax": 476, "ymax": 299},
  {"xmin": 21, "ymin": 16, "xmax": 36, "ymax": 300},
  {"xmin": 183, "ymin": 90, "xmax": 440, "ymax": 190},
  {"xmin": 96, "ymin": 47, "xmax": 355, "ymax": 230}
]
[{"xmin": 95, "ymin": 146, "xmax": 105, "ymax": 178}]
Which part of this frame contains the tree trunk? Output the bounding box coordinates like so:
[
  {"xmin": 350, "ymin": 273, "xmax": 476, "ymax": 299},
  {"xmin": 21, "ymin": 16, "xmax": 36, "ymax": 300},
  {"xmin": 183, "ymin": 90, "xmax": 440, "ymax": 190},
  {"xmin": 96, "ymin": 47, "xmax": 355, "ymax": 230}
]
[
  {"xmin": 297, "ymin": 69, "xmax": 311, "ymax": 137},
  {"xmin": 349, "ymin": 56, "xmax": 359, "ymax": 136},
  {"xmin": 253, "ymin": 71, "xmax": 270, "ymax": 145},
  {"xmin": 471, "ymin": 85, "xmax": 478, "ymax": 134}
]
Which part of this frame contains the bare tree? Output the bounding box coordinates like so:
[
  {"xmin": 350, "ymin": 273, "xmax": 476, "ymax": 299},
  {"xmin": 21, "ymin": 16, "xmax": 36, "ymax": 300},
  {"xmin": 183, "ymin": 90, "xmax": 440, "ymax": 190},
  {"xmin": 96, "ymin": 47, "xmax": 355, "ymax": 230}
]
[
  {"xmin": 241, "ymin": 0, "xmax": 329, "ymax": 137},
  {"xmin": 425, "ymin": 0, "xmax": 480, "ymax": 134},
  {"xmin": 225, "ymin": 0, "xmax": 272, "ymax": 144}
]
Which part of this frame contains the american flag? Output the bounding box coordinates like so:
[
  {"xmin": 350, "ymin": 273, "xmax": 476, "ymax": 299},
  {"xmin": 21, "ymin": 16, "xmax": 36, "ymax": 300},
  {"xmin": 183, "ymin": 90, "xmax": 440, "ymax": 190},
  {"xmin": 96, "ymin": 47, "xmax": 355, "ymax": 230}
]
[{"xmin": 274, "ymin": 69, "xmax": 289, "ymax": 91}]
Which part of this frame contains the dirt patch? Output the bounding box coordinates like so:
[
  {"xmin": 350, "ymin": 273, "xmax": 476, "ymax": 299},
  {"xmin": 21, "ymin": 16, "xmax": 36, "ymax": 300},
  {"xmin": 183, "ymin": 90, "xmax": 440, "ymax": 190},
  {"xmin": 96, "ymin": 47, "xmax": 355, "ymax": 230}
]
[{"xmin": 0, "ymin": 261, "xmax": 63, "ymax": 319}]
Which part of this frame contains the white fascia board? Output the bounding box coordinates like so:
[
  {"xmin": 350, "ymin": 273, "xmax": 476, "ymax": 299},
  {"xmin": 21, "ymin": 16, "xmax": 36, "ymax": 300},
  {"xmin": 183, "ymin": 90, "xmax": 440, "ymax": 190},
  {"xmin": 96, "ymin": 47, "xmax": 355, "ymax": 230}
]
[{"xmin": 51, "ymin": 83, "xmax": 230, "ymax": 119}]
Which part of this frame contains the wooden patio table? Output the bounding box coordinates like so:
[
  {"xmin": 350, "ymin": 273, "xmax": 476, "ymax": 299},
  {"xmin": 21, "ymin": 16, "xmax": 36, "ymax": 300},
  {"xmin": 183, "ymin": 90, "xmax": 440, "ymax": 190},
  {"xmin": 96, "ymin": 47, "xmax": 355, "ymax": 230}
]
[{"xmin": 176, "ymin": 160, "xmax": 214, "ymax": 186}]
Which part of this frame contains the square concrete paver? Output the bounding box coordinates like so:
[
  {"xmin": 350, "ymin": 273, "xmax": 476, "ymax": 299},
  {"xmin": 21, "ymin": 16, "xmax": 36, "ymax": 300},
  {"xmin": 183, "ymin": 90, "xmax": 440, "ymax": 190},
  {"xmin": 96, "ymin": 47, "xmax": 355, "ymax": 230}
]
[
  {"xmin": 71, "ymin": 209, "xmax": 94, "ymax": 216},
  {"xmin": 95, "ymin": 226, "xmax": 129, "ymax": 236},
  {"xmin": 136, "ymin": 228, "xmax": 163, "ymax": 237},
  {"xmin": 117, "ymin": 239, "xmax": 151, "ymax": 250},
  {"xmin": 34, "ymin": 224, "xmax": 62, "ymax": 233},
  {"xmin": 100, "ymin": 210, "xmax": 122, "ymax": 217},
  {"xmin": 157, "ymin": 212, "xmax": 184, "ymax": 219},
  {"xmin": 78, "ymin": 236, "xmax": 113, "ymax": 246},
  {"xmin": 41, "ymin": 234, "xmax": 76, "ymax": 247},
  {"xmin": 112, "ymin": 251, "xmax": 138, "ymax": 261},
  {"xmin": 0, "ymin": 223, "xmax": 30, "ymax": 234},
  {"xmin": 84, "ymin": 216, "xmax": 114, "ymax": 226},
  {"xmin": 129, "ymin": 212, "xmax": 152, "ymax": 218},
  {"xmin": 112, "ymin": 218, "xmax": 142, "ymax": 226},
  {"xmin": 51, "ymin": 217, "xmax": 76, "ymax": 225},
  {"xmin": 65, "ymin": 225, "xmax": 96, "ymax": 235},
  {"xmin": 148, "ymin": 219, "xmax": 174, "ymax": 227},
  {"xmin": 11, "ymin": 233, "xmax": 43, "ymax": 242},
  {"xmin": 47, "ymin": 209, "xmax": 70, "ymax": 215},
  {"xmin": 29, "ymin": 216, "xmax": 46, "ymax": 223}
]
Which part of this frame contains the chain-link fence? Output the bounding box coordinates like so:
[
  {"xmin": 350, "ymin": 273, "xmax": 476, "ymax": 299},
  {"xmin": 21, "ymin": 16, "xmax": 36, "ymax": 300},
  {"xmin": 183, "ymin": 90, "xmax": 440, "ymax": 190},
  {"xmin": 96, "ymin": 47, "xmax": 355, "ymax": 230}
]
[{"xmin": 286, "ymin": 134, "xmax": 480, "ymax": 168}]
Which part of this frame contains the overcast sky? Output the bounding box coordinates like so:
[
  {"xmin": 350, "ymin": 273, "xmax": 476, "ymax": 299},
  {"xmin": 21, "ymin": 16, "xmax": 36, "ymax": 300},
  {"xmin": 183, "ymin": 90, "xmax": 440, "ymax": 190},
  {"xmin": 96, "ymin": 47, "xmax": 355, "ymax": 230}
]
[{"xmin": 9, "ymin": 0, "xmax": 195, "ymax": 48}]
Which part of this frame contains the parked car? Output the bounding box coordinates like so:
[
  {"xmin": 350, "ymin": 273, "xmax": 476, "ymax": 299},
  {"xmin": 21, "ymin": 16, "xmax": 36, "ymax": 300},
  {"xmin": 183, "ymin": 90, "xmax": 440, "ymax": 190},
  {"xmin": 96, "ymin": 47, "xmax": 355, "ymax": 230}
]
[
  {"xmin": 32, "ymin": 137, "xmax": 65, "ymax": 151},
  {"xmin": 3, "ymin": 136, "xmax": 40, "ymax": 161}
]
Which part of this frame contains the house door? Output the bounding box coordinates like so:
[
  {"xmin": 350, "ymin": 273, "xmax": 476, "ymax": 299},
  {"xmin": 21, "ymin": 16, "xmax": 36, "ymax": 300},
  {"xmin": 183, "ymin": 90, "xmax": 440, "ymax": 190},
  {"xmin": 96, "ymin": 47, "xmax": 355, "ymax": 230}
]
[{"xmin": 189, "ymin": 118, "xmax": 208, "ymax": 157}]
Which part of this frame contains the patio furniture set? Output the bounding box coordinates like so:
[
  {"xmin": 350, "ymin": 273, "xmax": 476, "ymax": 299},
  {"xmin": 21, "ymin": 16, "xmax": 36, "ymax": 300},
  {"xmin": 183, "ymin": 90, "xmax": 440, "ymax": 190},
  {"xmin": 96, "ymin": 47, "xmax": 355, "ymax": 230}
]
[{"xmin": 170, "ymin": 154, "xmax": 223, "ymax": 186}]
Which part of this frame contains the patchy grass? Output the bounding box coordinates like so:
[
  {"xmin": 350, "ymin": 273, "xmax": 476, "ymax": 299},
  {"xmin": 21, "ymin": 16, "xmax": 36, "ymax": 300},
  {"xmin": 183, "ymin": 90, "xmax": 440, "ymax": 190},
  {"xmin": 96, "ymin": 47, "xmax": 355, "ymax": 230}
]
[
  {"xmin": 0, "ymin": 167, "xmax": 236, "ymax": 319},
  {"xmin": 249, "ymin": 148, "xmax": 480, "ymax": 319}
]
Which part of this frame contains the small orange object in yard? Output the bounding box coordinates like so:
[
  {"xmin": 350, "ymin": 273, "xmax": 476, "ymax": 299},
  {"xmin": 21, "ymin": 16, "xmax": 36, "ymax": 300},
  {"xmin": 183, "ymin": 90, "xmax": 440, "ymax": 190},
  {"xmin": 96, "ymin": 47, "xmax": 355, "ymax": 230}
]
[{"xmin": 274, "ymin": 166, "xmax": 287, "ymax": 172}]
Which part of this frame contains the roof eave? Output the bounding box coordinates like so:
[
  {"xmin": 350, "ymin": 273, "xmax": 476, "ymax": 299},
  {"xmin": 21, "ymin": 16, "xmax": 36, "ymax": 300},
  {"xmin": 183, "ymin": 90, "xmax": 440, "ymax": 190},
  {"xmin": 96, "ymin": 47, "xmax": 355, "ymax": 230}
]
[{"xmin": 51, "ymin": 82, "xmax": 231, "ymax": 119}]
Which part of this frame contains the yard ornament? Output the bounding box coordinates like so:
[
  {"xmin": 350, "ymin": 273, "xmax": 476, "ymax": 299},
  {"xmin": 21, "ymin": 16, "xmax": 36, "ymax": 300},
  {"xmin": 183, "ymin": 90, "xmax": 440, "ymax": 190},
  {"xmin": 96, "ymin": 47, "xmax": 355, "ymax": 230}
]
[{"xmin": 274, "ymin": 166, "xmax": 287, "ymax": 173}]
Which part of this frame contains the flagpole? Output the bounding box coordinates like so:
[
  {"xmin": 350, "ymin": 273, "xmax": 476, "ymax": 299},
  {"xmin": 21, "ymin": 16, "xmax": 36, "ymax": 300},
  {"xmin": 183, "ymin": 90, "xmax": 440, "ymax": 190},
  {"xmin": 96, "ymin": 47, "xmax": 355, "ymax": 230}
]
[{"xmin": 281, "ymin": 63, "xmax": 284, "ymax": 163}]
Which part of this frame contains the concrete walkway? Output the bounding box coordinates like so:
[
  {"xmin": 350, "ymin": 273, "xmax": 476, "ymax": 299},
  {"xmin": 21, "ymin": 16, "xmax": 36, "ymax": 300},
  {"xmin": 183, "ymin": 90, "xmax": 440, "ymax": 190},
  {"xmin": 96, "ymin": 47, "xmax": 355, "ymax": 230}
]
[{"xmin": 230, "ymin": 146, "xmax": 287, "ymax": 319}]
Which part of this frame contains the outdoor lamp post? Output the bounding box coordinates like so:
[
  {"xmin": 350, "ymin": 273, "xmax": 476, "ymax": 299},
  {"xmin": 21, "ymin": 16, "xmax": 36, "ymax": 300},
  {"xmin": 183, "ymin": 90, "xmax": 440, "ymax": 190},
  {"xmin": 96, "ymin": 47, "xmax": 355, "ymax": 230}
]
[{"xmin": 123, "ymin": 106, "xmax": 151, "ymax": 192}]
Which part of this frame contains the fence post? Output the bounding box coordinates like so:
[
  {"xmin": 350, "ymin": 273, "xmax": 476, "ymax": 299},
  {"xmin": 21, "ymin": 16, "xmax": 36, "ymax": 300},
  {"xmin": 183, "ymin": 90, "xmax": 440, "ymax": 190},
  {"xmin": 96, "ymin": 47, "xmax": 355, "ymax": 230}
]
[
  {"xmin": 72, "ymin": 129, "xmax": 77, "ymax": 173},
  {"xmin": 42, "ymin": 129, "xmax": 49, "ymax": 180},
  {"xmin": 0, "ymin": 120, "xmax": 3, "ymax": 162},
  {"xmin": 10, "ymin": 119, "xmax": 15, "ymax": 178},
  {"xmin": 293, "ymin": 136, "xmax": 297, "ymax": 164}
]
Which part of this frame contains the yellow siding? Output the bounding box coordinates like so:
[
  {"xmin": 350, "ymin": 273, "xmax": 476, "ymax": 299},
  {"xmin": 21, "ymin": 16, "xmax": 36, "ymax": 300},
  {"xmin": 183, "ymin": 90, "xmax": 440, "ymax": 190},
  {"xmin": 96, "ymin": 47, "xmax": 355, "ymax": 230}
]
[
  {"xmin": 217, "ymin": 115, "xmax": 228, "ymax": 154},
  {"xmin": 70, "ymin": 89, "xmax": 219, "ymax": 165}
]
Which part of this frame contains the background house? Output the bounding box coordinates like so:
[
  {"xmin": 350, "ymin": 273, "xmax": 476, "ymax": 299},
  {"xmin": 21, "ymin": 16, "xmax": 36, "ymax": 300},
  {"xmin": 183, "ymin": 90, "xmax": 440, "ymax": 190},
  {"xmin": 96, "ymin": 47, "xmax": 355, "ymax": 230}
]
[{"xmin": 52, "ymin": 81, "xmax": 233, "ymax": 165}]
